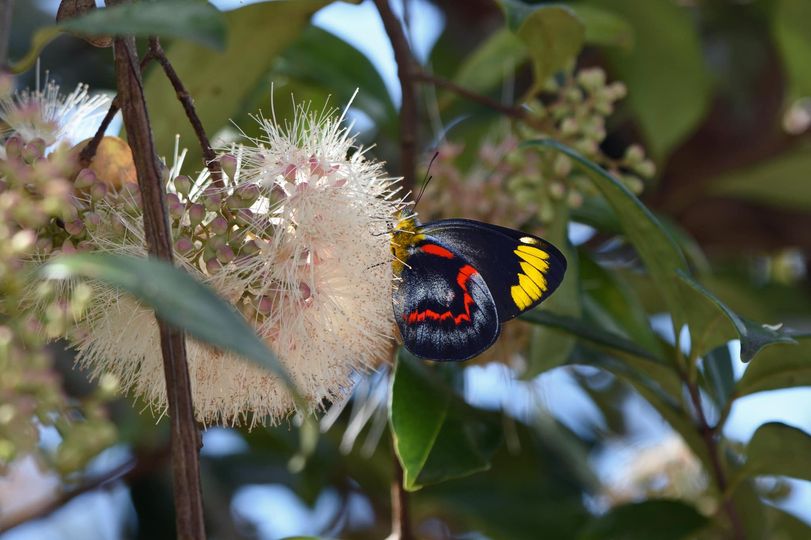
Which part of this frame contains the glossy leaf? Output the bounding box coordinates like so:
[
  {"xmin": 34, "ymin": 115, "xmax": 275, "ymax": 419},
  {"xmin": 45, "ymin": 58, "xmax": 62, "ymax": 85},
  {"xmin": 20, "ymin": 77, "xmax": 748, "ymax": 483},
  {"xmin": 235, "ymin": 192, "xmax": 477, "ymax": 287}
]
[
  {"xmin": 577, "ymin": 499, "xmax": 709, "ymax": 540},
  {"xmin": 521, "ymin": 310, "xmax": 660, "ymax": 363},
  {"xmin": 499, "ymin": 1, "xmax": 585, "ymax": 93},
  {"xmin": 524, "ymin": 139, "xmax": 689, "ymax": 333},
  {"xmin": 702, "ymin": 345, "xmax": 735, "ymax": 410},
  {"xmin": 736, "ymin": 336, "xmax": 811, "ymax": 397},
  {"xmin": 585, "ymin": 0, "xmax": 711, "ymax": 159},
  {"xmin": 143, "ymin": 0, "xmax": 329, "ymax": 170},
  {"xmin": 677, "ymin": 270, "xmax": 795, "ymax": 362},
  {"xmin": 40, "ymin": 253, "xmax": 296, "ymax": 391},
  {"xmin": 59, "ymin": 0, "xmax": 227, "ymax": 50},
  {"xmin": 389, "ymin": 351, "xmax": 501, "ymax": 491},
  {"xmin": 709, "ymin": 143, "xmax": 811, "ymax": 210},
  {"xmin": 745, "ymin": 422, "xmax": 811, "ymax": 482}
]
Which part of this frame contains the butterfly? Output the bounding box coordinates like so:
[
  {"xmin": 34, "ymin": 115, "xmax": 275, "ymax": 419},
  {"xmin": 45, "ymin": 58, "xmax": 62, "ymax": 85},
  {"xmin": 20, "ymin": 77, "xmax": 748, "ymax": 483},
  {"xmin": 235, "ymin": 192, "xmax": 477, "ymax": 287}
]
[{"xmin": 391, "ymin": 215, "xmax": 567, "ymax": 361}]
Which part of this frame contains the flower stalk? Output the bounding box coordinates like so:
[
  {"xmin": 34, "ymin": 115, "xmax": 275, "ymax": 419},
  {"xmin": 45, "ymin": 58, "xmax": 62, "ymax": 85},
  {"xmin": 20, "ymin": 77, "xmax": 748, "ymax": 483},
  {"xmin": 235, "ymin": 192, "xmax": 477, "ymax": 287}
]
[{"xmin": 112, "ymin": 35, "xmax": 205, "ymax": 539}]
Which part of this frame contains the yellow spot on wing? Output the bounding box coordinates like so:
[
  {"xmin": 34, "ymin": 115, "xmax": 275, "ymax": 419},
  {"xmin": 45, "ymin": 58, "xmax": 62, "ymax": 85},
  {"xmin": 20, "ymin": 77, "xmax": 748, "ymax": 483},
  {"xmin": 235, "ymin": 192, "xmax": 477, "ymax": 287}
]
[
  {"xmin": 520, "ymin": 261, "xmax": 548, "ymax": 292},
  {"xmin": 520, "ymin": 236, "xmax": 539, "ymax": 245},
  {"xmin": 514, "ymin": 248, "xmax": 549, "ymax": 272},
  {"xmin": 511, "ymin": 285, "xmax": 531, "ymax": 310},
  {"xmin": 518, "ymin": 273, "xmax": 541, "ymax": 299},
  {"xmin": 516, "ymin": 245, "xmax": 549, "ymax": 260}
]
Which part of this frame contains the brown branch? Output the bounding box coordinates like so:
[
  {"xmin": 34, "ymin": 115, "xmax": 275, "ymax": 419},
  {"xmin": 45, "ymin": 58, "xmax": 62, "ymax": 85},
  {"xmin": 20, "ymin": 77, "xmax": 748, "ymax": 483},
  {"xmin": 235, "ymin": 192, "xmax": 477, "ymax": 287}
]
[
  {"xmin": 78, "ymin": 52, "xmax": 155, "ymax": 168},
  {"xmin": 413, "ymin": 71, "xmax": 527, "ymax": 120},
  {"xmin": 685, "ymin": 379, "xmax": 746, "ymax": 539},
  {"xmin": 373, "ymin": 0, "xmax": 418, "ymax": 195},
  {"xmin": 148, "ymin": 37, "xmax": 223, "ymax": 188},
  {"xmin": 111, "ymin": 33, "xmax": 206, "ymax": 540},
  {"xmin": 390, "ymin": 450, "xmax": 413, "ymax": 540},
  {"xmin": 0, "ymin": 446, "xmax": 170, "ymax": 534}
]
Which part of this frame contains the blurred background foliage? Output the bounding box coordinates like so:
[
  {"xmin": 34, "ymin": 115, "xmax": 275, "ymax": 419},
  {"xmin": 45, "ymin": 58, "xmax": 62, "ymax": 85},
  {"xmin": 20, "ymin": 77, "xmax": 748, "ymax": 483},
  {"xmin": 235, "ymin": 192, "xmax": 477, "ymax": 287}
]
[{"xmin": 3, "ymin": 0, "xmax": 811, "ymax": 539}]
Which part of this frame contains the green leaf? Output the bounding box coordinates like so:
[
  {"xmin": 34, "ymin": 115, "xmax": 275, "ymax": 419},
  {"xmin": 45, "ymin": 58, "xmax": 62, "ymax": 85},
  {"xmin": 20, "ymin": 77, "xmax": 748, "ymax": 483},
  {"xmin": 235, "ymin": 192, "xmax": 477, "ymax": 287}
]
[
  {"xmin": 523, "ymin": 139, "xmax": 689, "ymax": 332},
  {"xmin": 525, "ymin": 200, "xmax": 579, "ymax": 376},
  {"xmin": 499, "ymin": 1, "xmax": 585, "ymax": 92},
  {"xmin": 736, "ymin": 336, "xmax": 811, "ymax": 397},
  {"xmin": 40, "ymin": 253, "xmax": 296, "ymax": 392},
  {"xmin": 273, "ymin": 26, "xmax": 397, "ymax": 129},
  {"xmin": 702, "ymin": 345, "xmax": 735, "ymax": 410},
  {"xmin": 143, "ymin": 0, "xmax": 329, "ymax": 170},
  {"xmin": 449, "ymin": 28, "xmax": 526, "ymax": 104},
  {"xmin": 584, "ymin": 0, "xmax": 711, "ymax": 159},
  {"xmin": 709, "ymin": 143, "xmax": 811, "ymax": 211},
  {"xmin": 572, "ymin": 5, "xmax": 634, "ymax": 50},
  {"xmin": 8, "ymin": 26, "xmax": 62, "ymax": 74},
  {"xmin": 745, "ymin": 422, "xmax": 811, "ymax": 482},
  {"xmin": 677, "ymin": 270, "xmax": 796, "ymax": 362},
  {"xmin": 389, "ymin": 350, "xmax": 501, "ymax": 491},
  {"xmin": 773, "ymin": 0, "xmax": 811, "ymax": 101},
  {"xmin": 59, "ymin": 0, "xmax": 227, "ymax": 50},
  {"xmin": 521, "ymin": 310, "xmax": 660, "ymax": 362},
  {"xmin": 577, "ymin": 499, "xmax": 709, "ymax": 540}
]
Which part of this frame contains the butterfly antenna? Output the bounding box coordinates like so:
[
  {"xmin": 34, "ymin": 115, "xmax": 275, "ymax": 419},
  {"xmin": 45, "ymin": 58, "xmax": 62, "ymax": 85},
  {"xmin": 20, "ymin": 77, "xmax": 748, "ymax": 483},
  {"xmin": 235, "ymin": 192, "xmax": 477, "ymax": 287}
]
[{"xmin": 413, "ymin": 151, "xmax": 439, "ymax": 211}]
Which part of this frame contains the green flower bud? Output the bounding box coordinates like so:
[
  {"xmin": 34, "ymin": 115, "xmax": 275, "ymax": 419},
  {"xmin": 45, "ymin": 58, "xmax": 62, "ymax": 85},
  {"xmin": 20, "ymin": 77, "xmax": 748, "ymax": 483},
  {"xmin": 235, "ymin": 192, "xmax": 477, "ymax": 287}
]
[
  {"xmin": 74, "ymin": 168, "xmax": 96, "ymax": 191},
  {"xmin": 216, "ymin": 245, "xmax": 235, "ymax": 264},
  {"xmin": 210, "ymin": 215, "xmax": 229, "ymax": 235},
  {"xmin": 187, "ymin": 203, "xmax": 206, "ymax": 228},
  {"xmin": 173, "ymin": 175, "xmax": 192, "ymax": 197},
  {"xmin": 219, "ymin": 154, "xmax": 238, "ymax": 179}
]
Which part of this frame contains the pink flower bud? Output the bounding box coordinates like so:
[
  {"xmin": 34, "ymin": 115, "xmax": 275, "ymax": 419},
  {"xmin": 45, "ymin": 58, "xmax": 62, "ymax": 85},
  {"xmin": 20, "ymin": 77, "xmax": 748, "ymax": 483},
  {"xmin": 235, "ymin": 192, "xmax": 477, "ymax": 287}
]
[
  {"xmin": 173, "ymin": 175, "xmax": 192, "ymax": 197},
  {"xmin": 205, "ymin": 257, "xmax": 221, "ymax": 274},
  {"xmin": 74, "ymin": 168, "xmax": 96, "ymax": 191},
  {"xmin": 175, "ymin": 236, "xmax": 194, "ymax": 253},
  {"xmin": 216, "ymin": 245, "xmax": 235, "ymax": 264},
  {"xmin": 65, "ymin": 219, "xmax": 85, "ymax": 236},
  {"xmin": 219, "ymin": 154, "xmax": 237, "ymax": 178},
  {"xmin": 90, "ymin": 181, "xmax": 108, "ymax": 202},
  {"xmin": 257, "ymin": 295, "xmax": 273, "ymax": 314},
  {"xmin": 210, "ymin": 215, "xmax": 229, "ymax": 235},
  {"xmin": 187, "ymin": 203, "xmax": 206, "ymax": 227},
  {"xmin": 203, "ymin": 188, "xmax": 223, "ymax": 211}
]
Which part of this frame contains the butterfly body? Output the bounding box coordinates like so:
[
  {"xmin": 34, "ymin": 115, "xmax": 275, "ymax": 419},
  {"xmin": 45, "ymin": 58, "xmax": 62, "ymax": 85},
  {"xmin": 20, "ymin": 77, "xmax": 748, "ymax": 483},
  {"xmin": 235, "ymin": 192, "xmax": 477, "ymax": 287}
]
[{"xmin": 391, "ymin": 215, "xmax": 567, "ymax": 361}]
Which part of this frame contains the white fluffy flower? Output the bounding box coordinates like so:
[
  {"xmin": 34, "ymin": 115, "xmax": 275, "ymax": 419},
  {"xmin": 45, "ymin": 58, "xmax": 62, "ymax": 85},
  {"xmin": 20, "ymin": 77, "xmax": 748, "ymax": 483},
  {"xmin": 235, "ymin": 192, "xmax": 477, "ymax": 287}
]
[
  {"xmin": 60, "ymin": 102, "xmax": 404, "ymax": 427},
  {"xmin": 0, "ymin": 76, "xmax": 110, "ymax": 146}
]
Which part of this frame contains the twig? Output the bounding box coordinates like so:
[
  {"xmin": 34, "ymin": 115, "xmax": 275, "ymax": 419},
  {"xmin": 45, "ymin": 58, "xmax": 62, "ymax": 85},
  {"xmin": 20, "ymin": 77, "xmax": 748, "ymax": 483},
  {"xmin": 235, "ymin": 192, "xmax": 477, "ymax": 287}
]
[
  {"xmin": 373, "ymin": 0, "xmax": 418, "ymax": 194},
  {"xmin": 0, "ymin": 446, "xmax": 170, "ymax": 534},
  {"xmin": 78, "ymin": 52, "xmax": 155, "ymax": 168},
  {"xmin": 111, "ymin": 34, "xmax": 206, "ymax": 539},
  {"xmin": 148, "ymin": 37, "xmax": 223, "ymax": 188},
  {"xmin": 389, "ymin": 451, "xmax": 414, "ymax": 540},
  {"xmin": 0, "ymin": 0, "xmax": 13, "ymax": 67},
  {"xmin": 413, "ymin": 71, "xmax": 528, "ymax": 120},
  {"xmin": 685, "ymin": 379, "xmax": 746, "ymax": 539}
]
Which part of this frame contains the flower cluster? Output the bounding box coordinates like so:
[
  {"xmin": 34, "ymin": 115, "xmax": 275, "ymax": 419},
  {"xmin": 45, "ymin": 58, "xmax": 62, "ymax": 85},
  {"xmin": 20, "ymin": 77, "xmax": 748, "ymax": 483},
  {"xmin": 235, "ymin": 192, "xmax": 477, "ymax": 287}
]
[
  {"xmin": 420, "ymin": 67, "xmax": 654, "ymax": 226},
  {"xmin": 46, "ymin": 103, "xmax": 404, "ymax": 427},
  {"xmin": 0, "ymin": 75, "xmax": 116, "ymax": 473}
]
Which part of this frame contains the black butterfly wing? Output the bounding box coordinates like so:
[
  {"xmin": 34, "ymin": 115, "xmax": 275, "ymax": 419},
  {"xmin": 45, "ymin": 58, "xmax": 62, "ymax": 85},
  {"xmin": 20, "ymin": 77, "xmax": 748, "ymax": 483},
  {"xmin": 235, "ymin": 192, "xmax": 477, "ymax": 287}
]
[
  {"xmin": 420, "ymin": 219, "xmax": 567, "ymax": 322},
  {"xmin": 393, "ymin": 239, "xmax": 500, "ymax": 362}
]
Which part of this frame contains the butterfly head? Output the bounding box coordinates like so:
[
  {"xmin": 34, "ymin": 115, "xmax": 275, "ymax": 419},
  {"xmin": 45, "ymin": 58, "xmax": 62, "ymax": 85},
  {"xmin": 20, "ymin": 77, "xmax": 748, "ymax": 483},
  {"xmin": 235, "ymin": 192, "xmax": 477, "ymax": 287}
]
[{"xmin": 389, "ymin": 211, "xmax": 424, "ymax": 276}]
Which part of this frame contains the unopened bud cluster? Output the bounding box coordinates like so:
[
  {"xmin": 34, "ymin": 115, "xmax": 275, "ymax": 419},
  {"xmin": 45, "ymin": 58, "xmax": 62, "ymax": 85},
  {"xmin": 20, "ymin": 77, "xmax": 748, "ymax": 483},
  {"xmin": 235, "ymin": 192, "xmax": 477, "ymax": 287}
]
[
  {"xmin": 0, "ymin": 73, "xmax": 118, "ymax": 474},
  {"xmin": 422, "ymin": 67, "xmax": 654, "ymax": 227}
]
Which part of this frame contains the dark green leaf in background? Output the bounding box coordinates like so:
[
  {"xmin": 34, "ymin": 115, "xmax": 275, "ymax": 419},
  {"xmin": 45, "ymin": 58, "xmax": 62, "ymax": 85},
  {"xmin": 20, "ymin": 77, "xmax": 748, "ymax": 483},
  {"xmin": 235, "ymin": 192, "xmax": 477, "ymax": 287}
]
[
  {"xmin": 577, "ymin": 499, "xmax": 709, "ymax": 540},
  {"xmin": 59, "ymin": 0, "xmax": 227, "ymax": 50},
  {"xmin": 499, "ymin": 0, "xmax": 585, "ymax": 94},
  {"xmin": 40, "ymin": 253, "xmax": 296, "ymax": 392},
  {"xmin": 745, "ymin": 422, "xmax": 811, "ymax": 482},
  {"xmin": 143, "ymin": 0, "xmax": 330, "ymax": 170},
  {"xmin": 772, "ymin": 0, "xmax": 811, "ymax": 101},
  {"xmin": 583, "ymin": 0, "xmax": 712, "ymax": 159},
  {"xmin": 389, "ymin": 350, "xmax": 501, "ymax": 491},
  {"xmin": 709, "ymin": 143, "xmax": 811, "ymax": 211},
  {"xmin": 736, "ymin": 336, "xmax": 811, "ymax": 397}
]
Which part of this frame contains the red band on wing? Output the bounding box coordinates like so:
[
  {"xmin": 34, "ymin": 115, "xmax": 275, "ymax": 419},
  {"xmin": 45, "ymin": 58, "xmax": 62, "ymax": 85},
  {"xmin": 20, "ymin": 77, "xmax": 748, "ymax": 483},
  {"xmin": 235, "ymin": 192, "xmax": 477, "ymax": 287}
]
[
  {"xmin": 420, "ymin": 244, "xmax": 454, "ymax": 259},
  {"xmin": 405, "ymin": 264, "xmax": 478, "ymax": 326}
]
